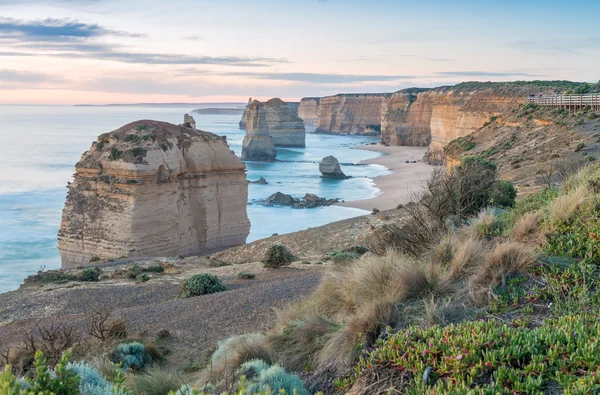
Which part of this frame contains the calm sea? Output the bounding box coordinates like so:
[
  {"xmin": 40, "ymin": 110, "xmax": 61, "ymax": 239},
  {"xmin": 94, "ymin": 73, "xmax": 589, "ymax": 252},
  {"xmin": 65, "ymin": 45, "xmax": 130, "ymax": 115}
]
[{"xmin": 0, "ymin": 104, "xmax": 388, "ymax": 293}]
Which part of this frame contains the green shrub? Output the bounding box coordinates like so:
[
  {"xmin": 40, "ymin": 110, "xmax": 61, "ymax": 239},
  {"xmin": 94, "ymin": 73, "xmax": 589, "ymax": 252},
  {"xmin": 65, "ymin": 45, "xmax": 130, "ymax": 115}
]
[
  {"xmin": 349, "ymin": 314, "xmax": 600, "ymax": 394},
  {"xmin": 239, "ymin": 360, "xmax": 310, "ymax": 395},
  {"xmin": 178, "ymin": 273, "xmax": 226, "ymax": 298},
  {"xmin": 136, "ymin": 273, "xmax": 150, "ymax": 283},
  {"xmin": 300, "ymin": 260, "xmax": 311, "ymax": 265},
  {"xmin": 262, "ymin": 244, "xmax": 294, "ymax": 268},
  {"xmin": 79, "ymin": 267, "xmax": 101, "ymax": 282},
  {"xmin": 328, "ymin": 251, "xmax": 360, "ymax": 264},
  {"xmin": 0, "ymin": 350, "xmax": 80, "ymax": 394},
  {"xmin": 146, "ymin": 265, "xmax": 165, "ymax": 273},
  {"xmin": 110, "ymin": 342, "xmax": 151, "ymax": 371},
  {"xmin": 126, "ymin": 264, "xmax": 143, "ymax": 279},
  {"xmin": 491, "ymin": 180, "xmax": 517, "ymax": 208},
  {"xmin": 237, "ymin": 272, "xmax": 256, "ymax": 279},
  {"xmin": 108, "ymin": 147, "xmax": 122, "ymax": 161},
  {"xmin": 67, "ymin": 361, "xmax": 127, "ymax": 394},
  {"xmin": 575, "ymin": 142, "xmax": 586, "ymax": 152}
]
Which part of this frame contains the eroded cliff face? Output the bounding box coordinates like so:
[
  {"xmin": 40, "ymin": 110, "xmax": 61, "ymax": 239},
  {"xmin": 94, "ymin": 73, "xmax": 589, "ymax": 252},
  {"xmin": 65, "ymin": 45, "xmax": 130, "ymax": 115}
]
[
  {"xmin": 239, "ymin": 97, "xmax": 252, "ymax": 129},
  {"xmin": 298, "ymin": 97, "xmax": 321, "ymax": 126},
  {"xmin": 263, "ymin": 98, "xmax": 306, "ymax": 147},
  {"xmin": 242, "ymin": 100, "xmax": 276, "ymax": 161},
  {"xmin": 58, "ymin": 120, "xmax": 250, "ymax": 268},
  {"xmin": 315, "ymin": 93, "xmax": 392, "ymax": 135},
  {"xmin": 380, "ymin": 86, "xmax": 528, "ymax": 162}
]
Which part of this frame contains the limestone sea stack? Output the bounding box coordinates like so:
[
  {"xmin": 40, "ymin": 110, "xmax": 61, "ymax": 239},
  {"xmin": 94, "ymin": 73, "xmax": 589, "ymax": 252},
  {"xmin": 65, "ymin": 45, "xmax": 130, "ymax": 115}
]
[
  {"xmin": 319, "ymin": 156, "xmax": 348, "ymax": 179},
  {"xmin": 182, "ymin": 114, "xmax": 197, "ymax": 129},
  {"xmin": 264, "ymin": 98, "xmax": 306, "ymax": 147},
  {"xmin": 239, "ymin": 97, "xmax": 252, "ymax": 129},
  {"xmin": 241, "ymin": 100, "xmax": 276, "ymax": 161},
  {"xmin": 58, "ymin": 119, "xmax": 250, "ymax": 268}
]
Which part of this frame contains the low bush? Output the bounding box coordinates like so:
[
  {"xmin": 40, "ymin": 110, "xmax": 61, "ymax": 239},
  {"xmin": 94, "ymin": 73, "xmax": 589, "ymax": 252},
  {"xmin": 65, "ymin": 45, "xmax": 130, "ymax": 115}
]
[
  {"xmin": 239, "ymin": 359, "xmax": 310, "ymax": 395},
  {"xmin": 79, "ymin": 267, "xmax": 101, "ymax": 282},
  {"xmin": 209, "ymin": 333, "xmax": 273, "ymax": 383},
  {"xmin": 110, "ymin": 342, "xmax": 152, "ymax": 371},
  {"xmin": 327, "ymin": 251, "xmax": 360, "ymax": 264},
  {"xmin": 136, "ymin": 273, "xmax": 150, "ymax": 283},
  {"xmin": 262, "ymin": 244, "xmax": 294, "ymax": 268},
  {"xmin": 178, "ymin": 273, "xmax": 226, "ymax": 298},
  {"xmin": 126, "ymin": 264, "xmax": 143, "ymax": 279},
  {"xmin": 350, "ymin": 314, "xmax": 600, "ymax": 394},
  {"xmin": 146, "ymin": 265, "xmax": 165, "ymax": 273},
  {"xmin": 491, "ymin": 180, "xmax": 517, "ymax": 208},
  {"xmin": 67, "ymin": 361, "xmax": 127, "ymax": 394},
  {"xmin": 236, "ymin": 272, "xmax": 256, "ymax": 279}
]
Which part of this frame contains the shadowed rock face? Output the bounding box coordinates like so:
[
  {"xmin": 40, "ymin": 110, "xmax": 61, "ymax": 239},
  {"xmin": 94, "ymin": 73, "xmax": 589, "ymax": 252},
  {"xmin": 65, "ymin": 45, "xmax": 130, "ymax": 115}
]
[
  {"xmin": 241, "ymin": 101, "xmax": 276, "ymax": 161},
  {"xmin": 319, "ymin": 155, "xmax": 348, "ymax": 179},
  {"xmin": 239, "ymin": 97, "xmax": 252, "ymax": 129},
  {"xmin": 58, "ymin": 120, "xmax": 250, "ymax": 268},
  {"xmin": 264, "ymin": 98, "xmax": 305, "ymax": 147}
]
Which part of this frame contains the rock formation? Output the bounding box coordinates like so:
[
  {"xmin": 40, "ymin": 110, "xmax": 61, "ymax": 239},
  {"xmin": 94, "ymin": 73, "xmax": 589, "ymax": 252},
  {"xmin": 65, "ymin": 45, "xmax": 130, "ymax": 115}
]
[
  {"xmin": 264, "ymin": 98, "xmax": 305, "ymax": 147},
  {"xmin": 58, "ymin": 119, "xmax": 250, "ymax": 268},
  {"xmin": 298, "ymin": 97, "xmax": 321, "ymax": 126},
  {"xmin": 241, "ymin": 101, "xmax": 276, "ymax": 161},
  {"xmin": 182, "ymin": 114, "xmax": 196, "ymax": 129},
  {"xmin": 319, "ymin": 156, "xmax": 348, "ymax": 179},
  {"xmin": 264, "ymin": 192, "xmax": 339, "ymax": 208},
  {"xmin": 315, "ymin": 93, "xmax": 391, "ymax": 135},
  {"xmin": 239, "ymin": 97, "xmax": 252, "ymax": 129},
  {"xmin": 249, "ymin": 177, "xmax": 268, "ymax": 185}
]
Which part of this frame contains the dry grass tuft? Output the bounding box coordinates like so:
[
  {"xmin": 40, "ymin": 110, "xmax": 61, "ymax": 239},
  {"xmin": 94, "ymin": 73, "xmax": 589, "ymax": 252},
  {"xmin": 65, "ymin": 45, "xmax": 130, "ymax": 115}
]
[
  {"xmin": 421, "ymin": 297, "xmax": 467, "ymax": 326},
  {"xmin": 316, "ymin": 298, "xmax": 395, "ymax": 374},
  {"xmin": 267, "ymin": 313, "xmax": 338, "ymax": 372},
  {"xmin": 448, "ymin": 237, "xmax": 486, "ymax": 280},
  {"xmin": 131, "ymin": 365, "xmax": 184, "ymax": 395},
  {"xmin": 469, "ymin": 242, "xmax": 537, "ymax": 304},
  {"xmin": 207, "ymin": 333, "xmax": 273, "ymax": 383},
  {"xmin": 512, "ymin": 212, "xmax": 542, "ymax": 242},
  {"xmin": 548, "ymin": 188, "xmax": 588, "ymax": 224},
  {"xmin": 430, "ymin": 236, "xmax": 453, "ymax": 265}
]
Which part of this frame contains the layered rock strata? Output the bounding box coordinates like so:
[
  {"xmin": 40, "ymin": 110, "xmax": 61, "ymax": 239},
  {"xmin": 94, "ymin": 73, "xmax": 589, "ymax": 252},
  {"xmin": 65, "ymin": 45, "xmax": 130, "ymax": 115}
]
[
  {"xmin": 58, "ymin": 119, "xmax": 250, "ymax": 268},
  {"xmin": 298, "ymin": 97, "xmax": 321, "ymax": 126},
  {"xmin": 315, "ymin": 93, "xmax": 392, "ymax": 135},
  {"xmin": 241, "ymin": 101, "xmax": 276, "ymax": 161},
  {"xmin": 264, "ymin": 98, "xmax": 305, "ymax": 147},
  {"xmin": 239, "ymin": 97, "xmax": 252, "ymax": 129}
]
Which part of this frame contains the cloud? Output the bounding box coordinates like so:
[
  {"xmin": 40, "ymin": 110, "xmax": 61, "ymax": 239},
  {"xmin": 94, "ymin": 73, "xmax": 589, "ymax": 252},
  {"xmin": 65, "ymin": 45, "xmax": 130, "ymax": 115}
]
[
  {"xmin": 0, "ymin": 17, "xmax": 287, "ymax": 67},
  {"xmin": 0, "ymin": 17, "xmax": 141, "ymax": 39},
  {"xmin": 0, "ymin": 69, "xmax": 64, "ymax": 88},
  {"xmin": 221, "ymin": 72, "xmax": 414, "ymax": 84},
  {"xmin": 436, "ymin": 71, "xmax": 543, "ymax": 77}
]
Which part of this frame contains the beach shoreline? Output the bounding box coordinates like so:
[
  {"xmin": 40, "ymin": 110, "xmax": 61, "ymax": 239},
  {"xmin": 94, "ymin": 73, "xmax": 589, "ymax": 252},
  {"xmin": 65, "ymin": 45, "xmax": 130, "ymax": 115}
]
[{"xmin": 338, "ymin": 144, "xmax": 436, "ymax": 211}]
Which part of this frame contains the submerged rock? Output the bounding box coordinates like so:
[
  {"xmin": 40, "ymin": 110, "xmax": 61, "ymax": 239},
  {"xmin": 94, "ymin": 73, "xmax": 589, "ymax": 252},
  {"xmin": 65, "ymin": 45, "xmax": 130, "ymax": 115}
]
[
  {"xmin": 319, "ymin": 156, "xmax": 348, "ymax": 179},
  {"xmin": 58, "ymin": 120, "xmax": 250, "ymax": 268},
  {"xmin": 264, "ymin": 192, "xmax": 339, "ymax": 209},
  {"xmin": 249, "ymin": 177, "xmax": 268, "ymax": 185},
  {"xmin": 241, "ymin": 101, "xmax": 276, "ymax": 161},
  {"xmin": 266, "ymin": 192, "xmax": 297, "ymax": 206}
]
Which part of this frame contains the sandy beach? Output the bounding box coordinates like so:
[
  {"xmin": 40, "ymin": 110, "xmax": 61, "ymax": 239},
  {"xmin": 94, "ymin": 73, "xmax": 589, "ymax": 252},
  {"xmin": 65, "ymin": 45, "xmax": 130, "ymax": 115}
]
[{"xmin": 339, "ymin": 144, "xmax": 436, "ymax": 211}]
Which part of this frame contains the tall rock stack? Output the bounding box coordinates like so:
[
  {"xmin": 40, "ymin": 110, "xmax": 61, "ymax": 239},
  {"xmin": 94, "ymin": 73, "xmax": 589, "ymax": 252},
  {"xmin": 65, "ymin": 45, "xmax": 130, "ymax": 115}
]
[
  {"xmin": 264, "ymin": 98, "xmax": 306, "ymax": 147},
  {"xmin": 58, "ymin": 119, "xmax": 250, "ymax": 268},
  {"xmin": 241, "ymin": 100, "xmax": 276, "ymax": 161},
  {"xmin": 239, "ymin": 97, "xmax": 252, "ymax": 129}
]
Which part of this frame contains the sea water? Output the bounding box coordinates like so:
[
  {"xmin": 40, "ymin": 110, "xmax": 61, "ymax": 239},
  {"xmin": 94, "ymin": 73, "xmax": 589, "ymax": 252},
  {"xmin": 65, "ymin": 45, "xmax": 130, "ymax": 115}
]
[{"xmin": 0, "ymin": 105, "xmax": 388, "ymax": 293}]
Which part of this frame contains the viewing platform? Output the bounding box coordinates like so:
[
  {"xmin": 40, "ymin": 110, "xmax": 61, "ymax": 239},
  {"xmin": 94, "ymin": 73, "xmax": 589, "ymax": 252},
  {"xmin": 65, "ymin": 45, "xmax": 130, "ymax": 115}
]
[{"xmin": 527, "ymin": 94, "xmax": 600, "ymax": 112}]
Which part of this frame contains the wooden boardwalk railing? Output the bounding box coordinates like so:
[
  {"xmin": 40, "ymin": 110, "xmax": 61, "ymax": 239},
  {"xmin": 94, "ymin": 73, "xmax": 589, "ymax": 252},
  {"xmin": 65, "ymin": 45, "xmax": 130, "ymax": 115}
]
[{"xmin": 527, "ymin": 94, "xmax": 600, "ymax": 111}]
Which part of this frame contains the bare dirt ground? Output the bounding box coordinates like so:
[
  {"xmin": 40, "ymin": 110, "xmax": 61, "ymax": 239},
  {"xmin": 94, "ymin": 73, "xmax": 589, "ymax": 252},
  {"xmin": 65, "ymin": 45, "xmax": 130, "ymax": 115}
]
[{"xmin": 0, "ymin": 259, "xmax": 325, "ymax": 367}]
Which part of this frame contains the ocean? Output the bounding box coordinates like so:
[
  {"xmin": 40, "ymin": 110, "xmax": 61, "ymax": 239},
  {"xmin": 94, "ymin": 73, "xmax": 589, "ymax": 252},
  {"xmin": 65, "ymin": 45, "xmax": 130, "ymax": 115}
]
[{"xmin": 0, "ymin": 104, "xmax": 388, "ymax": 293}]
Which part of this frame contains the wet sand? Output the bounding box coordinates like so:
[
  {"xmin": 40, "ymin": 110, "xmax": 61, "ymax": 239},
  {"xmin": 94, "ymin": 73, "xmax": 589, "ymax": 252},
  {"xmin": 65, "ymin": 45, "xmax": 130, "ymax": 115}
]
[{"xmin": 339, "ymin": 144, "xmax": 436, "ymax": 211}]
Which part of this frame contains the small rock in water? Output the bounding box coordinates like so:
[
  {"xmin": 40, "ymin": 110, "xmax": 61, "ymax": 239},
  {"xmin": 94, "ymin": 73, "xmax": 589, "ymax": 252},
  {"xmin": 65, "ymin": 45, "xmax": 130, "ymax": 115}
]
[
  {"xmin": 249, "ymin": 176, "xmax": 268, "ymax": 185},
  {"xmin": 266, "ymin": 192, "xmax": 297, "ymax": 206},
  {"xmin": 319, "ymin": 155, "xmax": 348, "ymax": 179}
]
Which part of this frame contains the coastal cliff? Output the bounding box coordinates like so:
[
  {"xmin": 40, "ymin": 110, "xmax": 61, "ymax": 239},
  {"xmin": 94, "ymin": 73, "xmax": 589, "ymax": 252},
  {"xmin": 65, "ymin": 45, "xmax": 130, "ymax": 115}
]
[
  {"xmin": 264, "ymin": 98, "xmax": 305, "ymax": 147},
  {"xmin": 58, "ymin": 120, "xmax": 250, "ymax": 268},
  {"xmin": 239, "ymin": 97, "xmax": 252, "ymax": 129},
  {"xmin": 315, "ymin": 93, "xmax": 392, "ymax": 135},
  {"xmin": 298, "ymin": 97, "xmax": 321, "ymax": 126},
  {"xmin": 242, "ymin": 100, "xmax": 277, "ymax": 161}
]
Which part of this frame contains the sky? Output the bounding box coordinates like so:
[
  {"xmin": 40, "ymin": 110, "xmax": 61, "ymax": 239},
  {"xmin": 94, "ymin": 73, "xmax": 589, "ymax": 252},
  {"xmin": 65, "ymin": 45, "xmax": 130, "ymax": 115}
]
[{"xmin": 0, "ymin": 0, "xmax": 599, "ymax": 104}]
